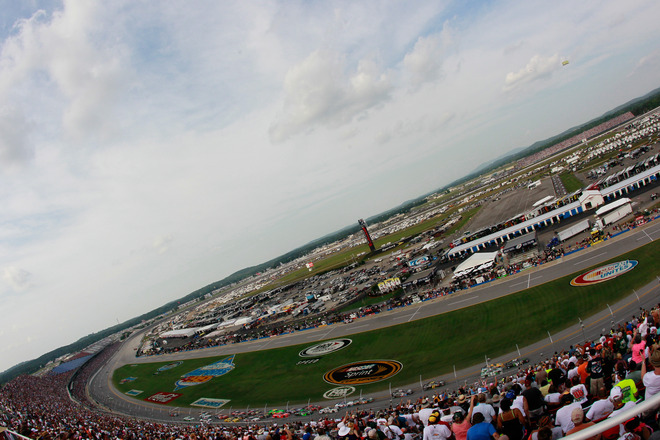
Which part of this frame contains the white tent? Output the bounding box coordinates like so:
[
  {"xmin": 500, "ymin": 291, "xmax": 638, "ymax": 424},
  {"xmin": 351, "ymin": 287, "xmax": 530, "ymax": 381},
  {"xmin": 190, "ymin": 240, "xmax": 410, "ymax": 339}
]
[
  {"xmin": 452, "ymin": 252, "xmax": 498, "ymax": 279},
  {"xmin": 159, "ymin": 328, "xmax": 198, "ymax": 339}
]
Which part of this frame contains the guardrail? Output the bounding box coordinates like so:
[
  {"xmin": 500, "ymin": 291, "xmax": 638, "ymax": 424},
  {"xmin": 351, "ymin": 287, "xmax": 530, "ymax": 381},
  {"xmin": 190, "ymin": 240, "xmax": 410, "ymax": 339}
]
[{"xmin": 563, "ymin": 391, "xmax": 660, "ymax": 440}]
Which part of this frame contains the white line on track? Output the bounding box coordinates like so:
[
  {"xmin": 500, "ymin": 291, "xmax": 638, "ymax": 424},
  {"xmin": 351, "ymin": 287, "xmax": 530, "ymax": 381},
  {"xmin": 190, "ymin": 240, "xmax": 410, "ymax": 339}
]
[
  {"xmin": 448, "ymin": 298, "xmax": 474, "ymax": 306},
  {"xmin": 638, "ymin": 230, "xmax": 655, "ymax": 242},
  {"xmin": 510, "ymin": 276, "xmax": 542, "ymax": 288},
  {"xmin": 573, "ymin": 252, "xmax": 607, "ymax": 265},
  {"xmin": 407, "ymin": 306, "xmax": 423, "ymax": 322},
  {"xmin": 351, "ymin": 324, "xmax": 368, "ymax": 329}
]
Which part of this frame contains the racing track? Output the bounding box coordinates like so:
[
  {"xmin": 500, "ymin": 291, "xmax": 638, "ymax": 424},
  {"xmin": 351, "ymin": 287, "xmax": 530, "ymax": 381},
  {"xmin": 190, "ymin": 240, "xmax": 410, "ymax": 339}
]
[{"xmin": 88, "ymin": 220, "xmax": 660, "ymax": 421}]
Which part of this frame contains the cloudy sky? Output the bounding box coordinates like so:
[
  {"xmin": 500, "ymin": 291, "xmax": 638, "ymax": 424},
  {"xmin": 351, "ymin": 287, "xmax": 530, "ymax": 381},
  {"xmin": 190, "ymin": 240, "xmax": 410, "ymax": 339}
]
[{"xmin": 0, "ymin": 0, "xmax": 659, "ymax": 372}]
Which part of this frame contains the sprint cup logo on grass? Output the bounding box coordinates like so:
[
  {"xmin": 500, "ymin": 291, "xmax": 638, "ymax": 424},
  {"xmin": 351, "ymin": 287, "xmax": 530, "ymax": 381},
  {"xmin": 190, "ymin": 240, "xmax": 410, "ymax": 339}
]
[
  {"xmin": 324, "ymin": 360, "xmax": 402, "ymax": 385},
  {"xmin": 571, "ymin": 260, "xmax": 638, "ymax": 286},
  {"xmin": 299, "ymin": 339, "xmax": 352, "ymax": 357}
]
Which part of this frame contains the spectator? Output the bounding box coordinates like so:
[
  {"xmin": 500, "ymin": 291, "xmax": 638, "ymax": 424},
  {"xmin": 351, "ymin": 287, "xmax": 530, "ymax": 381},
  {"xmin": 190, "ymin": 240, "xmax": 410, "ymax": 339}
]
[
  {"xmin": 472, "ymin": 393, "xmax": 495, "ymax": 424},
  {"xmin": 496, "ymin": 398, "xmax": 525, "ymax": 440},
  {"xmin": 565, "ymin": 407, "xmax": 598, "ymax": 440},
  {"xmin": 466, "ymin": 413, "xmax": 500, "ymax": 440},
  {"xmin": 642, "ymin": 346, "xmax": 660, "ymax": 399}
]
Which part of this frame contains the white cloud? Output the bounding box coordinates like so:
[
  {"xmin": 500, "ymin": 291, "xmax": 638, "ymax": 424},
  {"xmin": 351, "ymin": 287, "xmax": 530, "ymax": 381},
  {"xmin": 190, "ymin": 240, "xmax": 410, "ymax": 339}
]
[
  {"xmin": 269, "ymin": 50, "xmax": 393, "ymax": 142},
  {"xmin": 628, "ymin": 50, "xmax": 660, "ymax": 78},
  {"xmin": 0, "ymin": 2, "xmax": 130, "ymax": 160},
  {"xmin": 0, "ymin": 106, "xmax": 32, "ymax": 167},
  {"xmin": 2, "ymin": 266, "xmax": 32, "ymax": 292},
  {"xmin": 402, "ymin": 24, "xmax": 453, "ymax": 89},
  {"xmin": 504, "ymin": 53, "xmax": 561, "ymax": 91}
]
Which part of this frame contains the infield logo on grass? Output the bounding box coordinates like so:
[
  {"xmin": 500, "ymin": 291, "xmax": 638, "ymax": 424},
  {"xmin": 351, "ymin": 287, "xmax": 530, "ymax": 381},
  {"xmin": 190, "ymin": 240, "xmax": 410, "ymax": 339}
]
[
  {"xmin": 174, "ymin": 355, "xmax": 235, "ymax": 391},
  {"xmin": 191, "ymin": 397, "xmax": 230, "ymax": 408},
  {"xmin": 145, "ymin": 392, "xmax": 181, "ymax": 404},
  {"xmin": 323, "ymin": 386, "xmax": 356, "ymax": 399},
  {"xmin": 157, "ymin": 361, "xmax": 182, "ymax": 372},
  {"xmin": 324, "ymin": 360, "xmax": 402, "ymax": 385},
  {"xmin": 299, "ymin": 339, "xmax": 352, "ymax": 357},
  {"xmin": 571, "ymin": 260, "xmax": 638, "ymax": 286}
]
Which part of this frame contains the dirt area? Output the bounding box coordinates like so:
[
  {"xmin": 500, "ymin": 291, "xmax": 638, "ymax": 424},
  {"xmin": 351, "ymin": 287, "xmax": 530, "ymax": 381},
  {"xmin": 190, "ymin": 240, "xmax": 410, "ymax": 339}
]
[{"xmin": 465, "ymin": 178, "xmax": 556, "ymax": 232}]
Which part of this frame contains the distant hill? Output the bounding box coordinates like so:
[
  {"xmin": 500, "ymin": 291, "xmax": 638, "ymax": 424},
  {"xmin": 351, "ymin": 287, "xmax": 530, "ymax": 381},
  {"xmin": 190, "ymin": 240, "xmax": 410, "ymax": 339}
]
[
  {"xmin": 3, "ymin": 84, "xmax": 660, "ymax": 384},
  {"xmin": 468, "ymin": 85, "xmax": 660, "ymax": 179}
]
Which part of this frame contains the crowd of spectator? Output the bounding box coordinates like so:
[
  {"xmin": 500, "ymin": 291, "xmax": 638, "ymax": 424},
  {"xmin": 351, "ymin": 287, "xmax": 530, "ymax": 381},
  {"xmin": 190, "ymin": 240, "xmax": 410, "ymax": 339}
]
[
  {"xmin": 4, "ymin": 305, "xmax": 660, "ymax": 440},
  {"xmin": 518, "ymin": 113, "xmax": 635, "ymax": 168}
]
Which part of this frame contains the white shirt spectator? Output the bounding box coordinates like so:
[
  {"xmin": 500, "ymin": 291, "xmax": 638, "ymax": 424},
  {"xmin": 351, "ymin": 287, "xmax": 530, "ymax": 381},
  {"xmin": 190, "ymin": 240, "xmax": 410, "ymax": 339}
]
[
  {"xmin": 423, "ymin": 424, "xmax": 452, "ymax": 440},
  {"xmin": 643, "ymin": 370, "xmax": 660, "ymax": 398},
  {"xmin": 555, "ymin": 402, "xmax": 582, "ymax": 434},
  {"xmin": 472, "ymin": 403, "xmax": 495, "ymax": 424},
  {"xmin": 586, "ymin": 399, "xmax": 614, "ymax": 422}
]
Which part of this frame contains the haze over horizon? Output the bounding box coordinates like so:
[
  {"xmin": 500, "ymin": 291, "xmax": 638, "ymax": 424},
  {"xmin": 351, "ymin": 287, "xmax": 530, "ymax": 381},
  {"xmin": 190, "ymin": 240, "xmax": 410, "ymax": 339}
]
[{"xmin": 1, "ymin": 0, "xmax": 659, "ymax": 373}]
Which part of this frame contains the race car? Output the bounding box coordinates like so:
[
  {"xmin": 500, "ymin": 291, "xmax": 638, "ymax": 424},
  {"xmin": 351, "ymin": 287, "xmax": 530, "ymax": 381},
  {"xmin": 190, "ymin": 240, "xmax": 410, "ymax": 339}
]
[
  {"xmin": 391, "ymin": 389, "xmax": 414, "ymax": 398},
  {"xmin": 423, "ymin": 380, "xmax": 446, "ymax": 390}
]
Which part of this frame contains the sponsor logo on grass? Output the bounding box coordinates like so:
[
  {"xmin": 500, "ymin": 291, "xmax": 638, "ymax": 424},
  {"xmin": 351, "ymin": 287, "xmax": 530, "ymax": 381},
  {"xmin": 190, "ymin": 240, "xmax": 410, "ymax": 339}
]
[
  {"xmin": 323, "ymin": 386, "xmax": 356, "ymax": 399},
  {"xmin": 191, "ymin": 397, "xmax": 231, "ymax": 408},
  {"xmin": 125, "ymin": 389, "xmax": 143, "ymax": 396},
  {"xmin": 299, "ymin": 339, "xmax": 352, "ymax": 357},
  {"xmin": 324, "ymin": 360, "xmax": 403, "ymax": 385},
  {"xmin": 145, "ymin": 392, "xmax": 182, "ymax": 404},
  {"xmin": 174, "ymin": 355, "xmax": 235, "ymax": 391},
  {"xmin": 120, "ymin": 377, "xmax": 137, "ymax": 384},
  {"xmin": 297, "ymin": 358, "xmax": 320, "ymax": 365},
  {"xmin": 157, "ymin": 361, "xmax": 182, "ymax": 372},
  {"xmin": 571, "ymin": 260, "xmax": 638, "ymax": 286}
]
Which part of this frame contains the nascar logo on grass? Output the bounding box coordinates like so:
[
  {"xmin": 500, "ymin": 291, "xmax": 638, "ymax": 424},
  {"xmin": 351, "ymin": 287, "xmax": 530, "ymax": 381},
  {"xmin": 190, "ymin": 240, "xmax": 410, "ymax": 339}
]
[
  {"xmin": 571, "ymin": 260, "xmax": 638, "ymax": 286},
  {"xmin": 299, "ymin": 339, "xmax": 352, "ymax": 357},
  {"xmin": 174, "ymin": 355, "xmax": 235, "ymax": 391},
  {"xmin": 324, "ymin": 360, "xmax": 402, "ymax": 385}
]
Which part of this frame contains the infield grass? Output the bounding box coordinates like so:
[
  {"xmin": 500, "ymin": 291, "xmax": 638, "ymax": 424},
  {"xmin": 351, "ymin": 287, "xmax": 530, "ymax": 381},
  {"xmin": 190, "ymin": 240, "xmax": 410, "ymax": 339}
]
[{"xmin": 114, "ymin": 238, "xmax": 660, "ymax": 408}]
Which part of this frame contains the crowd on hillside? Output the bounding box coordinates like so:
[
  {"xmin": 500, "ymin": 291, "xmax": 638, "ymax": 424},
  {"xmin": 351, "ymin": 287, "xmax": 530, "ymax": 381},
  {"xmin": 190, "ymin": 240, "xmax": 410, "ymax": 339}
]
[{"xmin": 4, "ymin": 306, "xmax": 660, "ymax": 440}]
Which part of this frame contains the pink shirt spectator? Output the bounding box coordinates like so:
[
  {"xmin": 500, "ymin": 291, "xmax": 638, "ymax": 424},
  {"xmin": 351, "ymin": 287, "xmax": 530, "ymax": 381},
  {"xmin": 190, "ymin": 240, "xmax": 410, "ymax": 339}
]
[{"xmin": 632, "ymin": 340, "xmax": 646, "ymax": 364}]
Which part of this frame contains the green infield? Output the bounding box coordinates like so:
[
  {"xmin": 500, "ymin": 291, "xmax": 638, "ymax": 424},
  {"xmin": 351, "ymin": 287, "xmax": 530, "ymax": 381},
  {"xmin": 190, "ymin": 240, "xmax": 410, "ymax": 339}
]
[{"xmin": 113, "ymin": 238, "xmax": 659, "ymax": 408}]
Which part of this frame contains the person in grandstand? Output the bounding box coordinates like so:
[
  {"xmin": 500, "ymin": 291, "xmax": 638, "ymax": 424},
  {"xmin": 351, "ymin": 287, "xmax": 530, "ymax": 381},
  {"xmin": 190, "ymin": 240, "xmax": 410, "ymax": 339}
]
[
  {"xmin": 495, "ymin": 398, "xmax": 525, "ymax": 440},
  {"xmin": 614, "ymin": 370, "xmax": 639, "ymax": 403},
  {"xmin": 451, "ymin": 395, "xmax": 475, "ymax": 440},
  {"xmin": 570, "ymin": 375, "xmax": 590, "ymax": 406},
  {"xmin": 564, "ymin": 408, "xmax": 598, "ymax": 440},
  {"xmin": 603, "ymin": 386, "xmax": 638, "ymax": 438},
  {"xmin": 471, "ymin": 394, "xmax": 495, "ymax": 424},
  {"xmin": 555, "ymin": 393, "xmax": 583, "ymax": 434},
  {"xmin": 587, "ymin": 349, "xmax": 606, "ymax": 398},
  {"xmin": 642, "ymin": 346, "xmax": 660, "ymax": 398},
  {"xmin": 528, "ymin": 416, "xmax": 563, "ymax": 440},
  {"xmin": 466, "ymin": 412, "xmax": 499, "ymax": 440},
  {"xmin": 522, "ymin": 376, "xmax": 545, "ymax": 420},
  {"xmin": 423, "ymin": 411, "xmax": 452, "ymax": 440},
  {"xmin": 586, "ymin": 384, "xmax": 625, "ymax": 423}
]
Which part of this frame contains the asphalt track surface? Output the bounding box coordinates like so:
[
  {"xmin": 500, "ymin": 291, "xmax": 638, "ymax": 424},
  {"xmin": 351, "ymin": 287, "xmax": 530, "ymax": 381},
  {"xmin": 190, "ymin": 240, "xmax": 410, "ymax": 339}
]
[{"xmin": 88, "ymin": 220, "xmax": 660, "ymax": 422}]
